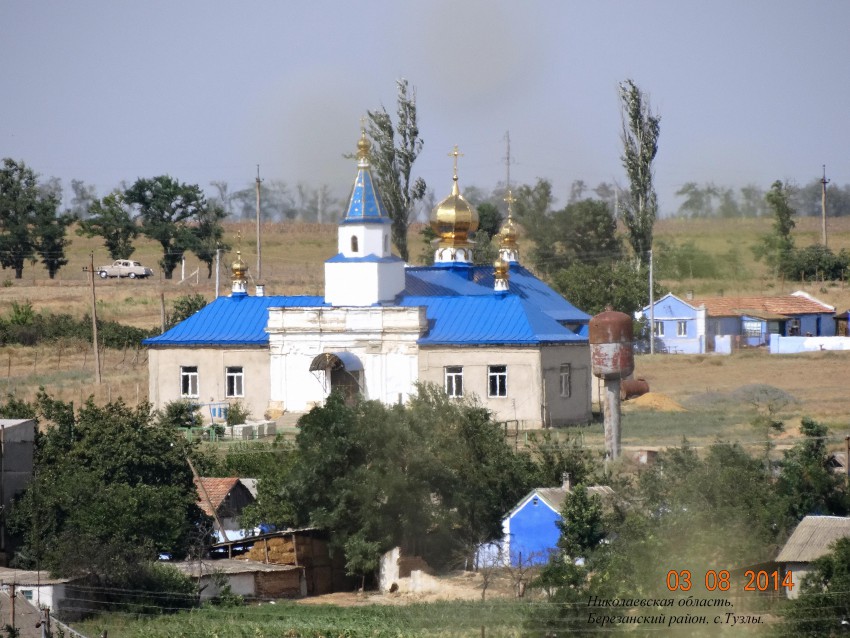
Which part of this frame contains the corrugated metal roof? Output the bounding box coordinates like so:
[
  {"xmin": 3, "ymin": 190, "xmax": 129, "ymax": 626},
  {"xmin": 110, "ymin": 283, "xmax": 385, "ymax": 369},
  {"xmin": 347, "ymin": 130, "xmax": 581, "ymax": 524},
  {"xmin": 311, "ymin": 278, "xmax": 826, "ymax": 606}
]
[
  {"xmin": 406, "ymin": 264, "xmax": 590, "ymax": 324},
  {"xmin": 400, "ymin": 295, "xmax": 584, "ymax": 345},
  {"xmin": 695, "ymin": 292, "xmax": 834, "ymax": 318},
  {"xmin": 143, "ymin": 295, "xmax": 326, "ymax": 346},
  {"xmin": 776, "ymin": 515, "xmax": 850, "ymax": 563},
  {"xmin": 145, "ymin": 264, "xmax": 589, "ymax": 347}
]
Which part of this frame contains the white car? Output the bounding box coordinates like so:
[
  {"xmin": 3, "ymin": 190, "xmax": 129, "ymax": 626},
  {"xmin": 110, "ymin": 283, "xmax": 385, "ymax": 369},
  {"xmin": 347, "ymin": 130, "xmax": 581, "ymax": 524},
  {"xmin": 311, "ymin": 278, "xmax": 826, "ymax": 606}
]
[{"xmin": 96, "ymin": 260, "xmax": 154, "ymax": 279}]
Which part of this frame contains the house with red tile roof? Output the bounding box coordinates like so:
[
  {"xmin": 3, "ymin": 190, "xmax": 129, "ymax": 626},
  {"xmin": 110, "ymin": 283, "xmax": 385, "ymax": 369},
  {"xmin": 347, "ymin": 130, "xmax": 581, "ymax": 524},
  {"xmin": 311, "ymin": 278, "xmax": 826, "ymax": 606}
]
[
  {"xmin": 639, "ymin": 291, "xmax": 835, "ymax": 353},
  {"xmin": 195, "ymin": 477, "xmax": 257, "ymax": 542}
]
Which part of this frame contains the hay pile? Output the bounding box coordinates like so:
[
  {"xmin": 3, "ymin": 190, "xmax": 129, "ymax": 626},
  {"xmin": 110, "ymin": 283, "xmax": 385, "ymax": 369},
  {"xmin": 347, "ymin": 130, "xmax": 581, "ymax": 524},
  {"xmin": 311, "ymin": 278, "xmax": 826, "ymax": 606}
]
[
  {"xmin": 629, "ymin": 392, "xmax": 686, "ymax": 412},
  {"xmin": 242, "ymin": 536, "xmax": 297, "ymax": 564}
]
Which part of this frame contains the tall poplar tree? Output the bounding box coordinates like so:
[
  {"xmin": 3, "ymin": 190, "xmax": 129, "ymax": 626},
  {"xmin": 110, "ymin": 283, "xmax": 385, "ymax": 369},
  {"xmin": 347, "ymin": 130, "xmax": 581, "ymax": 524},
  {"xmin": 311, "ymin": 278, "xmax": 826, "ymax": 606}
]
[
  {"xmin": 367, "ymin": 78, "xmax": 426, "ymax": 262},
  {"xmin": 619, "ymin": 79, "xmax": 661, "ymax": 263}
]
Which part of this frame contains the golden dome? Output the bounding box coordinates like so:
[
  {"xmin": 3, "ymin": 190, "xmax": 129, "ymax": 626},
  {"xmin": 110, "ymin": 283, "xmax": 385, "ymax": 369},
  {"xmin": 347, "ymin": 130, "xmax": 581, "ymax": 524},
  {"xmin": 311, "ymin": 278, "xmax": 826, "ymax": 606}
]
[
  {"xmin": 356, "ymin": 129, "xmax": 371, "ymax": 164},
  {"xmin": 499, "ymin": 216, "xmax": 518, "ymax": 249},
  {"xmin": 231, "ymin": 250, "xmax": 247, "ymax": 280},
  {"xmin": 430, "ymin": 176, "xmax": 479, "ymax": 247},
  {"xmin": 494, "ymin": 256, "xmax": 509, "ymax": 280}
]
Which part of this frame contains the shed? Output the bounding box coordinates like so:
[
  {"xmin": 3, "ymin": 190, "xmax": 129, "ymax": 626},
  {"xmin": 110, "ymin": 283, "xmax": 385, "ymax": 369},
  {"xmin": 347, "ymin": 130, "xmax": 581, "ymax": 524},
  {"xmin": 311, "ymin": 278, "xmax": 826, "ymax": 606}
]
[
  {"xmin": 0, "ymin": 567, "xmax": 80, "ymax": 615},
  {"xmin": 173, "ymin": 558, "xmax": 305, "ymax": 600},
  {"xmin": 775, "ymin": 515, "xmax": 850, "ymax": 598}
]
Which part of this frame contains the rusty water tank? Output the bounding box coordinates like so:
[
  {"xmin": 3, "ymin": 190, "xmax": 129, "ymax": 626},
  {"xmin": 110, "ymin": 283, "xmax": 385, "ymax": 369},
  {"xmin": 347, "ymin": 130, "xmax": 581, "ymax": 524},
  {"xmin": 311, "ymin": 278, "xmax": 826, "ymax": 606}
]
[{"xmin": 589, "ymin": 310, "xmax": 635, "ymax": 380}]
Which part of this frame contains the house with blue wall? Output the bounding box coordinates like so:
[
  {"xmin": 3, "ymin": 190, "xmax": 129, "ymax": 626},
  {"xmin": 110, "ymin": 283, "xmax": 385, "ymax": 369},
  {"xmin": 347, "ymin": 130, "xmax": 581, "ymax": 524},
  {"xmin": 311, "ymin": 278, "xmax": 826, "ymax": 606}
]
[
  {"xmin": 638, "ymin": 293, "xmax": 706, "ymax": 354},
  {"xmin": 486, "ymin": 480, "xmax": 614, "ymax": 567},
  {"xmin": 639, "ymin": 291, "xmax": 834, "ymax": 353}
]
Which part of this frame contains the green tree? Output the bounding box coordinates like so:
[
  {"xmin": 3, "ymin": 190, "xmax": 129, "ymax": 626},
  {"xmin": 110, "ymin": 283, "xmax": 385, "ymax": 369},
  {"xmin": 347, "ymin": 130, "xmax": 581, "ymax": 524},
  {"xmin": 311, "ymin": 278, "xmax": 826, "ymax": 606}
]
[
  {"xmin": 618, "ymin": 79, "xmax": 661, "ymax": 262},
  {"xmin": 0, "ymin": 159, "xmax": 62, "ymax": 279},
  {"xmin": 191, "ymin": 202, "xmax": 229, "ymax": 278},
  {"xmin": 783, "ymin": 537, "xmax": 850, "ymax": 637},
  {"xmin": 165, "ymin": 293, "xmax": 209, "ymax": 330},
  {"xmin": 32, "ymin": 200, "xmax": 73, "ymax": 279},
  {"xmin": 10, "ymin": 393, "xmax": 207, "ymax": 580},
  {"xmin": 513, "ymin": 178, "xmax": 556, "ymax": 274},
  {"xmin": 124, "ymin": 176, "xmax": 206, "ymax": 279},
  {"xmin": 367, "ymin": 78, "xmax": 427, "ymax": 262},
  {"xmin": 557, "ymin": 199, "xmax": 622, "ymax": 265},
  {"xmin": 476, "ymin": 202, "xmax": 502, "ymax": 239},
  {"xmin": 277, "ymin": 386, "xmax": 536, "ymax": 576},
  {"xmin": 777, "ymin": 417, "xmax": 849, "ymax": 520},
  {"xmin": 552, "ymin": 260, "xmax": 662, "ymax": 316},
  {"xmin": 77, "ymin": 189, "xmax": 138, "ymax": 259},
  {"xmin": 753, "ymin": 180, "xmax": 797, "ymax": 276}
]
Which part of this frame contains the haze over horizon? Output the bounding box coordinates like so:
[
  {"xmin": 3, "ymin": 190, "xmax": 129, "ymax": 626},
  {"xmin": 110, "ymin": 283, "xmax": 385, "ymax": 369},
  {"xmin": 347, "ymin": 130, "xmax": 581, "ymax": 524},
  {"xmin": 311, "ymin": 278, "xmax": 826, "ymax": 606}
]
[{"xmin": 2, "ymin": 0, "xmax": 848, "ymax": 217}]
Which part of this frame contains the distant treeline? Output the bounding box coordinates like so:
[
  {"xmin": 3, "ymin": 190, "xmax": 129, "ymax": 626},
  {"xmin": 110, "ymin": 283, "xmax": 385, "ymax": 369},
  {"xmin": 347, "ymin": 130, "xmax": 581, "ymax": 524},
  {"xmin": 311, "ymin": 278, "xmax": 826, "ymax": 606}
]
[{"xmin": 673, "ymin": 179, "xmax": 850, "ymax": 218}]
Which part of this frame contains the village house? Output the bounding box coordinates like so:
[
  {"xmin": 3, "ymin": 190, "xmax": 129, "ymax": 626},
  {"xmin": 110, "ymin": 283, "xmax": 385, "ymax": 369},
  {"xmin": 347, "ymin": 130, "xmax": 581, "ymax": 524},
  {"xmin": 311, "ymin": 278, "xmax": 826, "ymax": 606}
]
[
  {"xmin": 638, "ymin": 291, "xmax": 835, "ymax": 353},
  {"xmin": 194, "ymin": 477, "xmax": 258, "ymax": 543},
  {"xmin": 479, "ymin": 475, "xmax": 614, "ymax": 567},
  {"xmin": 144, "ymin": 133, "xmax": 592, "ymax": 428}
]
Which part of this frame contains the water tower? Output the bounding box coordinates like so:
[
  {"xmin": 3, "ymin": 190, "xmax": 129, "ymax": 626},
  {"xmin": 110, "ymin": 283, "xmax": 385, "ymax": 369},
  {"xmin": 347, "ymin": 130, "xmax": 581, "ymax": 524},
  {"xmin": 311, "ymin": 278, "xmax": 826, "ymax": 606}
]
[{"xmin": 589, "ymin": 309, "xmax": 634, "ymax": 460}]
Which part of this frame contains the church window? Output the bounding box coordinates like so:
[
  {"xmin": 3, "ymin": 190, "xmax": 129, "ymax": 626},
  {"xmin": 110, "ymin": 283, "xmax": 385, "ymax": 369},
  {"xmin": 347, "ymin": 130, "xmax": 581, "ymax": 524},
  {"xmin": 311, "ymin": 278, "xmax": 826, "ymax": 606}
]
[
  {"xmin": 559, "ymin": 364, "xmax": 571, "ymax": 398},
  {"xmin": 225, "ymin": 366, "xmax": 244, "ymax": 398},
  {"xmin": 351, "ymin": 236, "xmax": 359, "ymax": 253},
  {"xmin": 180, "ymin": 366, "xmax": 199, "ymax": 398},
  {"xmin": 383, "ymin": 234, "xmax": 388, "ymax": 253},
  {"xmin": 445, "ymin": 366, "xmax": 463, "ymax": 398},
  {"xmin": 488, "ymin": 365, "xmax": 507, "ymax": 397}
]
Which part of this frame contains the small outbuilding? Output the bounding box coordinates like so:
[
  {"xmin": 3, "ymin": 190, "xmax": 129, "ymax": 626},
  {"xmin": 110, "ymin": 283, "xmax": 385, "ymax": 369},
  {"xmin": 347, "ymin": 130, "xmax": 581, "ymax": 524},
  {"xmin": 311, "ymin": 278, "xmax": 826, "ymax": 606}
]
[
  {"xmin": 173, "ymin": 558, "xmax": 305, "ymax": 601},
  {"xmin": 775, "ymin": 515, "xmax": 850, "ymax": 599},
  {"xmin": 486, "ymin": 477, "xmax": 614, "ymax": 567},
  {"xmin": 195, "ymin": 477, "xmax": 257, "ymax": 543}
]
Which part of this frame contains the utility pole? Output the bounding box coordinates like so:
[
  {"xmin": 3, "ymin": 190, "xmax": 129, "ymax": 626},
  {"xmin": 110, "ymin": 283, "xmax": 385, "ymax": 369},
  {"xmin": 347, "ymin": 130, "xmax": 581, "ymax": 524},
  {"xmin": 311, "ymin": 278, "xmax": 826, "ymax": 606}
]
[
  {"xmin": 649, "ymin": 249, "xmax": 655, "ymax": 355},
  {"xmin": 255, "ymin": 165, "xmax": 263, "ymax": 281},
  {"xmin": 88, "ymin": 253, "xmax": 102, "ymax": 384},
  {"xmin": 821, "ymin": 164, "xmax": 830, "ymax": 247},
  {"xmin": 215, "ymin": 246, "xmax": 221, "ymax": 299}
]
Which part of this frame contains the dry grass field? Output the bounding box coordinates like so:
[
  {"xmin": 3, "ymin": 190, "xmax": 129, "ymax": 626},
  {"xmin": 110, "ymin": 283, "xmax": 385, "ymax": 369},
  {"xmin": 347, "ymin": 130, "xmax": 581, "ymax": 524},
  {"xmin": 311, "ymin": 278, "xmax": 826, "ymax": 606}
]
[{"xmin": 1, "ymin": 217, "xmax": 849, "ymax": 453}]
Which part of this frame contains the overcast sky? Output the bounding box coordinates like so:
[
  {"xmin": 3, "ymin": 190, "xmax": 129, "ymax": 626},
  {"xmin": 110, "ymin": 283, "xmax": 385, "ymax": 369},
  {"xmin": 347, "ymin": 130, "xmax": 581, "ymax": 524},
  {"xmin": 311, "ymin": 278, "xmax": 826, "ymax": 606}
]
[{"xmin": 2, "ymin": 0, "xmax": 848, "ymax": 216}]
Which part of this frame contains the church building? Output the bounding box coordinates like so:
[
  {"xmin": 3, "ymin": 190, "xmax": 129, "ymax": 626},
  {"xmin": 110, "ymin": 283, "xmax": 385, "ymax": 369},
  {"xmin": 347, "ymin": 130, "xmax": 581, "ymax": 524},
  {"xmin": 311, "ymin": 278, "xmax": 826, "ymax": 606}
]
[{"xmin": 144, "ymin": 132, "xmax": 592, "ymax": 428}]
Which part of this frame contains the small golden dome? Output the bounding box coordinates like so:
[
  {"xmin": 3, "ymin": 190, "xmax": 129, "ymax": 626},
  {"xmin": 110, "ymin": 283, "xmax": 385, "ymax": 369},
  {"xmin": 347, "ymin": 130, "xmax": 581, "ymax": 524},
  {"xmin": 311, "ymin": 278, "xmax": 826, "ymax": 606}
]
[
  {"xmin": 430, "ymin": 176, "xmax": 479, "ymax": 247},
  {"xmin": 231, "ymin": 251, "xmax": 247, "ymax": 280},
  {"xmin": 499, "ymin": 216, "xmax": 518, "ymax": 248},
  {"xmin": 356, "ymin": 130, "xmax": 371, "ymax": 164},
  {"xmin": 494, "ymin": 256, "xmax": 509, "ymax": 280}
]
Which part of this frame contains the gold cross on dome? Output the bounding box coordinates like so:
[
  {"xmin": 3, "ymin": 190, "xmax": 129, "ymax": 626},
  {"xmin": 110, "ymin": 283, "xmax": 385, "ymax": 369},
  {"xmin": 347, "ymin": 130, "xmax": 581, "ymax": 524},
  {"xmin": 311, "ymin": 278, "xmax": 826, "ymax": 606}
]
[{"xmin": 448, "ymin": 145, "xmax": 464, "ymax": 177}]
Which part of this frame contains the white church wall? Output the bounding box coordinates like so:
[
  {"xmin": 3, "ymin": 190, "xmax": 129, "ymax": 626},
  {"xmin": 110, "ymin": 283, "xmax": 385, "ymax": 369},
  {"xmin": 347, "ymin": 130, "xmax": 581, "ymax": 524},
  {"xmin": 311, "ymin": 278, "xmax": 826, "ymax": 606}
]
[
  {"xmin": 147, "ymin": 347, "xmax": 270, "ymax": 422},
  {"xmin": 337, "ymin": 224, "xmax": 388, "ymax": 258},
  {"xmin": 324, "ymin": 261, "xmax": 381, "ymax": 305},
  {"xmin": 268, "ymin": 306, "xmax": 425, "ymax": 413}
]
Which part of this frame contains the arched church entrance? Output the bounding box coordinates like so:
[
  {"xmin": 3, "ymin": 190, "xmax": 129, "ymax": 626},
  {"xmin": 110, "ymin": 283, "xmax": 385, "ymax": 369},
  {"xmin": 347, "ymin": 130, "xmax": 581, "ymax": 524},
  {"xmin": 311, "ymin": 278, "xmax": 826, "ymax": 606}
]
[{"xmin": 309, "ymin": 352, "xmax": 363, "ymax": 404}]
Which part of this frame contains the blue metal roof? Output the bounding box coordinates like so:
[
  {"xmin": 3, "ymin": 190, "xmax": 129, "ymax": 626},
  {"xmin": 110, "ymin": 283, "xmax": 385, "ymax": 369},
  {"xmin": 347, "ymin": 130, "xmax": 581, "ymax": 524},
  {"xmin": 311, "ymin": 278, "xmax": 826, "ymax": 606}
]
[
  {"xmin": 399, "ymin": 295, "xmax": 584, "ymax": 345},
  {"xmin": 143, "ymin": 295, "xmax": 326, "ymax": 347},
  {"xmin": 342, "ymin": 167, "xmax": 390, "ymax": 223},
  {"xmin": 145, "ymin": 264, "xmax": 588, "ymax": 348},
  {"xmin": 404, "ymin": 264, "xmax": 591, "ymax": 324}
]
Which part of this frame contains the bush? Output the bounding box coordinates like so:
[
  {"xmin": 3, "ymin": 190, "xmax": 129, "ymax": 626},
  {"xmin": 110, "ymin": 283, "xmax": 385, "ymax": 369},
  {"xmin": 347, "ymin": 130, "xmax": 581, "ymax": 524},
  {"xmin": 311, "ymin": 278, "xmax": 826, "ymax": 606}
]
[{"xmin": 226, "ymin": 401, "xmax": 252, "ymax": 426}]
